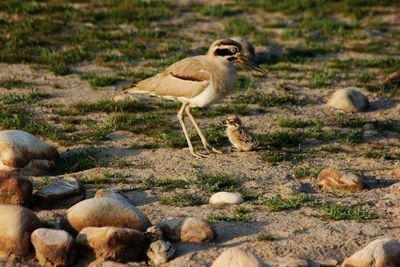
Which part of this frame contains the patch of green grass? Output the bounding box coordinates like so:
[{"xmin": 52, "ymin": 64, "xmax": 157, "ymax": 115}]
[
  {"xmin": 310, "ymin": 69, "xmax": 338, "ymax": 88},
  {"xmin": 130, "ymin": 143, "xmax": 160, "ymax": 149},
  {"xmin": 0, "ymin": 106, "xmax": 61, "ymax": 141},
  {"xmin": 81, "ymin": 74, "xmax": 121, "ymax": 88},
  {"xmin": 259, "ymin": 149, "xmax": 303, "ymax": 164},
  {"xmin": 224, "ymin": 18, "xmax": 256, "ymax": 36},
  {"xmin": 70, "ymin": 99, "xmax": 154, "ymax": 114},
  {"xmin": 0, "ymin": 79, "xmax": 30, "ymax": 89},
  {"xmin": 321, "ymin": 204, "xmax": 380, "ymax": 222},
  {"xmin": 200, "ymin": 4, "xmax": 234, "ymax": 18},
  {"xmin": 356, "ymin": 71, "xmax": 375, "ymax": 83},
  {"xmin": 0, "ymin": 89, "xmax": 50, "ymax": 104},
  {"xmin": 294, "ymin": 167, "xmax": 320, "ymax": 179},
  {"xmin": 236, "ymin": 90, "xmax": 308, "ymax": 107},
  {"xmin": 207, "ymin": 207, "xmax": 251, "ymax": 224},
  {"xmin": 196, "ymin": 173, "xmax": 241, "ymax": 193},
  {"xmin": 256, "ymin": 231, "xmax": 276, "ymax": 241},
  {"xmin": 264, "ymin": 194, "xmax": 318, "ymax": 212},
  {"xmin": 277, "ymin": 118, "xmax": 313, "ymax": 128},
  {"xmin": 198, "ymin": 104, "xmax": 254, "ymax": 117},
  {"xmin": 258, "ymin": 131, "xmax": 304, "ymax": 149},
  {"xmin": 161, "ymin": 192, "xmax": 206, "ymax": 207},
  {"xmin": 57, "ymin": 148, "xmax": 99, "ymax": 174}
]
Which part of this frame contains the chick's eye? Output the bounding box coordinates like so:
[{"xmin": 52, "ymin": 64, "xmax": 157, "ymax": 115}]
[{"xmin": 230, "ymin": 48, "xmax": 237, "ymax": 53}]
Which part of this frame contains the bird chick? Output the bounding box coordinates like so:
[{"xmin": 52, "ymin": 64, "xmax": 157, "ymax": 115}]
[{"xmin": 223, "ymin": 115, "xmax": 258, "ymax": 152}]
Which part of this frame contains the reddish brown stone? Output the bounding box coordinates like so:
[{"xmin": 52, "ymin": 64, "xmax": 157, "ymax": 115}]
[
  {"xmin": 318, "ymin": 168, "xmax": 364, "ymax": 193},
  {"xmin": 0, "ymin": 172, "xmax": 32, "ymax": 206}
]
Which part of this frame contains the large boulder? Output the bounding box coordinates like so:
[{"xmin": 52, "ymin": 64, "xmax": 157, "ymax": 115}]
[
  {"xmin": 31, "ymin": 228, "xmax": 76, "ymax": 267},
  {"xmin": 209, "ymin": 192, "xmax": 244, "ymax": 205},
  {"xmin": 156, "ymin": 217, "xmax": 216, "ymax": 243},
  {"xmin": 75, "ymin": 226, "xmax": 146, "ymax": 262},
  {"xmin": 318, "ymin": 168, "xmax": 365, "ymax": 193},
  {"xmin": 0, "ymin": 130, "xmax": 59, "ymax": 175},
  {"xmin": 211, "ymin": 247, "xmax": 263, "ymax": 267},
  {"xmin": 0, "ymin": 205, "xmax": 41, "ymax": 259},
  {"xmin": 327, "ymin": 88, "xmax": 369, "ymax": 113},
  {"xmin": 342, "ymin": 238, "xmax": 400, "ymax": 267},
  {"xmin": 34, "ymin": 177, "xmax": 85, "ymax": 209},
  {"xmin": 0, "ymin": 172, "xmax": 32, "ymax": 206},
  {"xmin": 60, "ymin": 197, "xmax": 151, "ymax": 235}
]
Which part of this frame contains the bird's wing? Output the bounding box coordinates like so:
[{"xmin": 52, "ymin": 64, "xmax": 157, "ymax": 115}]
[
  {"xmin": 126, "ymin": 57, "xmax": 211, "ymax": 99},
  {"xmin": 237, "ymin": 128, "xmax": 257, "ymax": 144}
]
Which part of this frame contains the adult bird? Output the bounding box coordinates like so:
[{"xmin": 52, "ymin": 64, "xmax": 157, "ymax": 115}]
[{"xmin": 124, "ymin": 38, "xmax": 267, "ymax": 157}]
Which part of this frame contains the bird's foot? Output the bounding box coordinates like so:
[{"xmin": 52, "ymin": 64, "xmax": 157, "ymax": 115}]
[
  {"xmin": 204, "ymin": 145, "xmax": 223, "ymax": 154},
  {"xmin": 185, "ymin": 148, "xmax": 209, "ymax": 158}
]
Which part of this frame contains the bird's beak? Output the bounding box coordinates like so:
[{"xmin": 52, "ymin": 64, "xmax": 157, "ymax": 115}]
[{"xmin": 237, "ymin": 54, "xmax": 267, "ymax": 76}]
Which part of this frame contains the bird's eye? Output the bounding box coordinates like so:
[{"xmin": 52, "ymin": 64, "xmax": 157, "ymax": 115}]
[{"xmin": 230, "ymin": 48, "xmax": 237, "ymax": 53}]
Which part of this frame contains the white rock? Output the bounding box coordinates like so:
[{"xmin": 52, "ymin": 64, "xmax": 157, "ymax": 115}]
[
  {"xmin": 0, "ymin": 130, "xmax": 59, "ymax": 174},
  {"xmin": 0, "ymin": 205, "xmax": 41, "ymax": 259},
  {"xmin": 327, "ymin": 88, "xmax": 369, "ymax": 112},
  {"xmin": 209, "ymin": 192, "xmax": 244, "ymax": 205},
  {"xmin": 211, "ymin": 247, "xmax": 263, "ymax": 267},
  {"xmin": 342, "ymin": 238, "xmax": 400, "ymax": 267}
]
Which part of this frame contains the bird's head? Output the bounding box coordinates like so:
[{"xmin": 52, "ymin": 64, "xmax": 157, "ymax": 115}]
[
  {"xmin": 208, "ymin": 38, "xmax": 267, "ymax": 75},
  {"xmin": 223, "ymin": 115, "xmax": 242, "ymax": 128}
]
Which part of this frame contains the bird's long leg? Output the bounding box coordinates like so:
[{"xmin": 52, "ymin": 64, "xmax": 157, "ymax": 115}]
[
  {"xmin": 184, "ymin": 105, "xmax": 222, "ymax": 154},
  {"xmin": 177, "ymin": 103, "xmax": 208, "ymax": 158}
]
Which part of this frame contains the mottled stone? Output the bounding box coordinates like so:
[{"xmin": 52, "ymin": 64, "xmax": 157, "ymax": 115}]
[
  {"xmin": 327, "ymin": 88, "xmax": 369, "ymax": 112},
  {"xmin": 318, "ymin": 168, "xmax": 365, "ymax": 193},
  {"xmin": 76, "ymin": 226, "xmax": 146, "ymax": 262},
  {"xmin": 156, "ymin": 217, "xmax": 216, "ymax": 243},
  {"xmin": 34, "ymin": 177, "xmax": 84, "ymax": 209},
  {"xmin": 211, "ymin": 247, "xmax": 263, "ymax": 267},
  {"xmin": 31, "ymin": 228, "xmax": 76, "ymax": 267},
  {"xmin": 0, "ymin": 172, "xmax": 32, "ymax": 206},
  {"xmin": 94, "ymin": 189, "xmax": 129, "ymax": 203},
  {"xmin": 60, "ymin": 197, "xmax": 151, "ymax": 235},
  {"xmin": 146, "ymin": 239, "xmax": 175, "ymax": 265},
  {"xmin": 0, "ymin": 205, "xmax": 41, "ymax": 259},
  {"xmin": 342, "ymin": 238, "xmax": 400, "ymax": 267}
]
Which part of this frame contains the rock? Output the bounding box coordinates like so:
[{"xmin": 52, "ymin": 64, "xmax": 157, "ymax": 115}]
[
  {"xmin": 34, "ymin": 177, "xmax": 85, "ymax": 209},
  {"xmin": 94, "ymin": 189, "xmax": 129, "ymax": 203},
  {"xmin": 146, "ymin": 225, "xmax": 164, "ymax": 242},
  {"xmin": 327, "ymin": 88, "xmax": 369, "ymax": 112},
  {"xmin": 0, "ymin": 205, "xmax": 41, "ymax": 258},
  {"xmin": 146, "ymin": 239, "xmax": 175, "ymax": 265},
  {"xmin": 211, "ymin": 247, "xmax": 263, "ymax": 267},
  {"xmin": 342, "ymin": 238, "xmax": 400, "ymax": 267},
  {"xmin": 60, "ymin": 197, "xmax": 151, "ymax": 235},
  {"xmin": 31, "ymin": 228, "xmax": 76, "ymax": 267},
  {"xmin": 318, "ymin": 168, "xmax": 365, "ymax": 193},
  {"xmin": 156, "ymin": 217, "xmax": 216, "ymax": 243},
  {"xmin": 277, "ymin": 256, "xmax": 316, "ymax": 267},
  {"xmin": 231, "ymin": 37, "xmax": 256, "ymax": 62},
  {"xmin": 209, "ymin": 192, "xmax": 244, "ymax": 205},
  {"xmin": 75, "ymin": 226, "xmax": 146, "ymax": 262},
  {"xmin": 0, "ymin": 130, "xmax": 59, "ymax": 174},
  {"xmin": 0, "ymin": 172, "xmax": 32, "ymax": 206}
]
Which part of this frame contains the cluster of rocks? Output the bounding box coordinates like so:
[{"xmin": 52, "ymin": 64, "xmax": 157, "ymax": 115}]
[{"xmin": 0, "ymin": 187, "xmax": 218, "ymax": 265}]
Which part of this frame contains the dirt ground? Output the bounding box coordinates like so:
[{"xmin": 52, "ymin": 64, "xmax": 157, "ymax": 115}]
[{"xmin": 0, "ymin": 0, "xmax": 399, "ymax": 266}]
